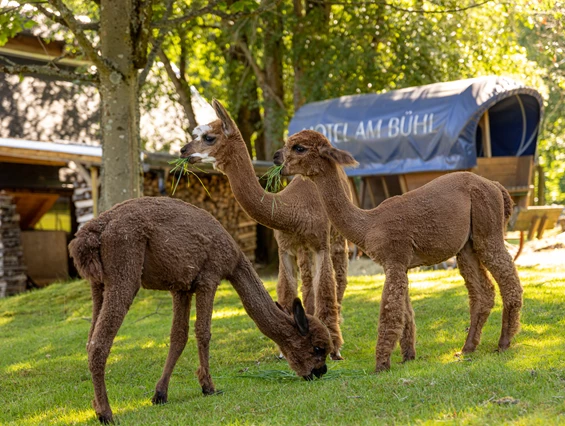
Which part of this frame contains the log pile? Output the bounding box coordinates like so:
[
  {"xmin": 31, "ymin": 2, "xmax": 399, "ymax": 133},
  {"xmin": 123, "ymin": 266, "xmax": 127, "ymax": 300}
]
[
  {"xmin": 0, "ymin": 194, "xmax": 27, "ymax": 297},
  {"xmin": 144, "ymin": 172, "xmax": 257, "ymax": 261}
]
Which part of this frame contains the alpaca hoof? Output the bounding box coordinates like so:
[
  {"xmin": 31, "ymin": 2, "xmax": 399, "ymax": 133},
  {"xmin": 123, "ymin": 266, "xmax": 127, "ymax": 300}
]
[
  {"xmin": 151, "ymin": 390, "xmax": 167, "ymax": 405},
  {"xmin": 97, "ymin": 413, "xmax": 114, "ymax": 424},
  {"xmin": 461, "ymin": 344, "xmax": 477, "ymax": 354},
  {"xmin": 330, "ymin": 352, "xmax": 344, "ymax": 361},
  {"xmin": 496, "ymin": 344, "xmax": 510, "ymax": 353},
  {"xmin": 375, "ymin": 362, "xmax": 390, "ymax": 373},
  {"xmin": 402, "ymin": 354, "xmax": 416, "ymax": 363},
  {"xmin": 202, "ymin": 387, "xmax": 222, "ymax": 396},
  {"xmin": 277, "ymin": 352, "xmax": 285, "ymax": 360}
]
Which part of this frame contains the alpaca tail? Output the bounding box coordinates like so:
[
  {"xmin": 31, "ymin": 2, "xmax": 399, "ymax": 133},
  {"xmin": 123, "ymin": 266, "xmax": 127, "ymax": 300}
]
[
  {"xmin": 68, "ymin": 223, "xmax": 104, "ymax": 284},
  {"xmin": 493, "ymin": 181, "xmax": 514, "ymax": 223}
]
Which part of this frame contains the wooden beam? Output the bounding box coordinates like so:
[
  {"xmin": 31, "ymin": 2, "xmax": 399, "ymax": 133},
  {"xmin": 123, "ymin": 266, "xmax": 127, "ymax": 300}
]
[
  {"xmin": 0, "ymin": 147, "xmax": 101, "ymax": 165},
  {"xmin": 481, "ymin": 111, "xmax": 492, "ymax": 158},
  {"xmin": 0, "ymin": 156, "xmax": 66, "ymax": 167}
]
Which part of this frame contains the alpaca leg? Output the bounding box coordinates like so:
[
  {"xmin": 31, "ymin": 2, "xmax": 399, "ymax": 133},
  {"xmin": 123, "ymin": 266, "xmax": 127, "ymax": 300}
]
[
  {"xmin": 375, "ymin": 266, "xmax": 408, "ymax": 372},
  {"xmin": 276, "ymin": 250, "xmax": 298, "ymax": 311},
  {"xmin": 152, "ymin": 291, "xmax": 193, "ymax": 405},
  {"xmin": 476, "ymin": 245, "xmax": 523, "ymax": 351},
  {"xmin": 399, "ymin": 291, "xmax": 416, "ymax": 362},
  {"xmin": 194, "ymin": 285, "xmax": 218, "ymax": 395},
  {"xmin": 457, "ymin": 242, "xmax": 495, "ymax": 353},
  {"xmin": 469, "ymin": 185, "xmax": 523, "ymax": 351},
  {"xmin": 313, "ymin": 250, "xmax": 343, "ymax": 360},
  {"xmin": 88, "ymin": 282, "xmax": 104, "ymax": 348},
  {"xmin": 88, "ymin": 284, "xmax": 139, "ymax": 424},
  {"xmin": 330, "ymin": 231, "xmax": 349, "ymax": 314},
  {"xmin": 297, "ymin": 248, "xmax": 315, "ymax": 315}
]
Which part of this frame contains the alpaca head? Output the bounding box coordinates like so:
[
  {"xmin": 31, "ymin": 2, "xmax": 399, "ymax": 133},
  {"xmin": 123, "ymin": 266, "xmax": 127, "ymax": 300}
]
[
  {"xmin": 278, "ymin": 298, "xmax": 332, "ymax": 380},
  {"xmin": 179, "ymin": 99, "xmax": 241, "ymax": 170},
  {"xmin": 273, "ymin": 130, "xmax": 358, "ymax": 177}
]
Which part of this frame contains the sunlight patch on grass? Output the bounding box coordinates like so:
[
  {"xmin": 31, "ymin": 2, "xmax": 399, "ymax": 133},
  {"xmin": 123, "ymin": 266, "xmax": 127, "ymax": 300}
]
[
  {"xmin": 0, "ymin": 316, "xmax": 13, "ymax": 326},
  {"xmin": 212, "ymin": 307, "xmax": 246, "ymax": 319},
  {"xmin": 5, "ymin": 361, "xmax": 34, "ymax": 373}
]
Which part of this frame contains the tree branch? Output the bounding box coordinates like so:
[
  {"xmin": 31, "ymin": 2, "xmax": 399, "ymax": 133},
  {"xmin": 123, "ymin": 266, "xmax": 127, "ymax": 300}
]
[
  {"xmin": 158, "ymin": 48, "xmax": 198, "ymax": 133},
  {"xmin": 236, "ymin": 39, "xmax": 285, "ymax": 110},
  {"xmin": 35, "ymin": 4, "xmax": 99, "ymax": 30},
  {"xmin": 0, "ymin": 63, "xmax": 98, "ymax": 84},
  {"xmin": 46, "ymin": 0, "xmax": 109, "ymax": 74},
  {"xmin": 138, "ymin": 0, "xmax": 175, "ymax": 87},
  {"xmin": 316, "ymin": 0, "xmax": 495, "ymax": 14},
  {"xmin": 154, "ymin": 0, "xmax": 224, "ymax": 28}
]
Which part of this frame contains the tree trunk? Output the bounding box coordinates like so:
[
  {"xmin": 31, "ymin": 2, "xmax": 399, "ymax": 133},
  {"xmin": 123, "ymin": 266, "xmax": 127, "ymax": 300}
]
[
  {"xmin": 261, "ymin": 0, "xmax": 285, "ymax": 160},
  {"xmin": 98, "ymin": 0, "xmax": 143, "ymax": 212}
]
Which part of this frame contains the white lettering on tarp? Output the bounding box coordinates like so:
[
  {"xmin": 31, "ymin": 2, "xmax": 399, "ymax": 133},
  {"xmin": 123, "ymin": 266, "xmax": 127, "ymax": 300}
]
[{"xmin": 306, "ymin": 111, "xmax": 435, "ymax": 142}]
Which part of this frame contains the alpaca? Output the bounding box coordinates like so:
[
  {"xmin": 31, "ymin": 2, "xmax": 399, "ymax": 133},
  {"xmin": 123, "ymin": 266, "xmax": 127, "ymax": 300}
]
[
  {"xmin": 68, "ymin": 197, "xmax": 332, "ymax": 424},
  {"xmin": 274, "ymin": 130, "xmax": 523, "ymax": 373},
  {"xmin": 178, "ymin": 100, "xmax": 350, "ymax": 359}
]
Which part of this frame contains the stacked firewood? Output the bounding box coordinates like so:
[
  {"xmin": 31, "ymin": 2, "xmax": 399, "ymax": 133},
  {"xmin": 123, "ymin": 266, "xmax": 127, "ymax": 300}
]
[
  {"xmin": 144, "ymin": 172, "xmax": 257, "ymax": 261},
  {"xmin": 72, "ymin": 186, "xmax": 94, "ymax": 228},
  {"xmin": 0, "ymin": 195, "xmax": 27, "ymax": 297}
]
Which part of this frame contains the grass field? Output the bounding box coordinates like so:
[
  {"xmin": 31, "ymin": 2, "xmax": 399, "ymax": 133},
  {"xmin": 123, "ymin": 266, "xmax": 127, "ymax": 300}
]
[{"xmin": 1, "ymin": 266, "xmax": 564, "ymax": 425}]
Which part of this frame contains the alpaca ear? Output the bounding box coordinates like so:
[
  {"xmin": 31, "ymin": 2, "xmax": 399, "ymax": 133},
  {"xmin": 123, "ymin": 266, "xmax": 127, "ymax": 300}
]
[
  {"xmin": 212, "ymin": 99, "xmax": 236, "ymax": 137},
  {"xmin": 292, "ymin": 298, "xmax": 309, "ymax": 336},
  {"xmin": 319, "ymin": 145, "xmax": 358, "ymax": 167}
]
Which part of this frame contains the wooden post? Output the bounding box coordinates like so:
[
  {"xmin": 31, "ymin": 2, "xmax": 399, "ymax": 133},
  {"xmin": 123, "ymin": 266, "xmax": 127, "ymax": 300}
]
[
  {"xmin": 537, "ymin": 164, "xmax": 545, "ymax": 206},
  {"xmin": 481, "ymin": 111, "xmax": 492, "ymax": 158},
  {"xmin": 90, "ymin": 166, "xmax": 99, "ymax": 218}
]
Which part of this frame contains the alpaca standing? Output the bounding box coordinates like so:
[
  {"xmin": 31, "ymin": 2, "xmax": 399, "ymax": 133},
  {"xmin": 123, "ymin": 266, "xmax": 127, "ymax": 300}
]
[
  {"xmin": 69, "ymin": 197, "xmax": 332, "ymax": 424},
  {"xmin": 179, "ymin": 100, "xmax": 350, "ymax": 359},
  {"xmin": 274, "ymin": 130, "xmax": 523, "ymax": 372}
]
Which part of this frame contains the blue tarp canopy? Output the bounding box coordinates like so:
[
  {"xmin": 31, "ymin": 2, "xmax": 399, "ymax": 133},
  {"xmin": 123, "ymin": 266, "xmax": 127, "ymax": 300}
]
[{"xmin": 288, "ymin": 76, "xmax": 543, "ymax": 177}]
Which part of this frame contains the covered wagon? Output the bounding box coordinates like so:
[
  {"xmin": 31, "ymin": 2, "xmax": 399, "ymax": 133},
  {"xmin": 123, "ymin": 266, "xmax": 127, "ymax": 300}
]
[{"xmin": 289, "ymin": 76, "xmax": 562, "ymax": 255}]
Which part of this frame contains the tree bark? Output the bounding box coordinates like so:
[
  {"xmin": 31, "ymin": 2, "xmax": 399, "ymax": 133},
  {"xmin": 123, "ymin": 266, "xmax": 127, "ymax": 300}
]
[
  {"xmin": 261, "ymin": 0, "xmax": 285, "ymax": 160},
  {"xmin": 98, "ymin": 0, "xmax": 143, "ymax": 212}
]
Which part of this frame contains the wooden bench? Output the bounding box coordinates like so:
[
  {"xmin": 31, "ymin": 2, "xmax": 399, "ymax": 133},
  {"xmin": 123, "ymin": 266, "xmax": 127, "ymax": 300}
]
[{"xmin": 508, "ymin": 206, "xmax": 565, "ymax": 259}]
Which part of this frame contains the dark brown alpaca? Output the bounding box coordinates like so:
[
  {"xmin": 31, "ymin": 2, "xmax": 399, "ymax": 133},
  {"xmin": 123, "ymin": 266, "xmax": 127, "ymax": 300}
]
[
  {"xmin": 179, "ymin": 100, "xmax": 350, "ymax": 359},
  {"xmin": 68, "ymin": 197, "xmax": 332, "ymax": 424},
  {"xmin": 274, "ymin": 130, "xmax": 523, "ymax": 372}
]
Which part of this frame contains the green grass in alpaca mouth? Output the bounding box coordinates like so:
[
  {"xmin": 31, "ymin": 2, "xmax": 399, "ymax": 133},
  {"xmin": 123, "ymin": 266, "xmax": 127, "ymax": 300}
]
[
  {"xmin": 168, "ymin": 157, "xmax": 211, "ymax": 198},
  {"xmin": 260, "ymin": 163, "xmax": 285, "ymax": 217}
]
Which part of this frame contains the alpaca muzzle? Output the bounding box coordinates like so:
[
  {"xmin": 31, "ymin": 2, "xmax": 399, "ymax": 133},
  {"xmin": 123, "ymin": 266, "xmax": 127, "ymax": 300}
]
[
  {"xmin": 273, "ymin": 149, "xmax": 284, "ymax": 166},
  {"xmin": 303, "ymin": 364, "xmax": 327, "ymax": 381}
]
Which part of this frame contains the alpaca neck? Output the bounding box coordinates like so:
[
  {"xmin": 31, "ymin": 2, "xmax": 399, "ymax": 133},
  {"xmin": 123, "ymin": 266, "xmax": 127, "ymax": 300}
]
[
  {"xmin": 220, "ymin": 138, "xmax": 296, "ymax": 233},
  {"xmin": 228, "ymin": 255, "xmax": 295, "ymax": 344},
  {"xmin": 311, "ymin": 166, "xmax": 370, "ymax": 248}
]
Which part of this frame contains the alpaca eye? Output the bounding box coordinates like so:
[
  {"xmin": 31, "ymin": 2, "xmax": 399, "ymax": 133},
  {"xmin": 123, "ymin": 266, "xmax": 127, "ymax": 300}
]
[
  {"xmin": 203, "ymin": 135, "xmax": 216, "ymax": 144},
  {"xmin": 313, "ymin": 346, "xmax": 325, "ymax": 356},
  {"xmin": 293, "ymin": 145, "xmax": 306, "ymax": 153}
]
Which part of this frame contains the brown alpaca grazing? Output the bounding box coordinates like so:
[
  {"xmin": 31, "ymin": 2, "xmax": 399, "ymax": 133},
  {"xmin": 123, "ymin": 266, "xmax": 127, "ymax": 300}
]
[
  {"xmin": 68, "ymin": 197, "xmax": 332, "ymax": 424},
  {"xmin": 274, "ymin": 130, "xmax": 523, "ymax": 373},
  {"xmin": 179, "ymin": 100, "xmax": 350, "ymax": 359}
]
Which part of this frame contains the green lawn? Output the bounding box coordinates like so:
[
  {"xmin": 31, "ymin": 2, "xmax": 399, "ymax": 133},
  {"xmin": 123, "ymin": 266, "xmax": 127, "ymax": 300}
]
[{"xmin": 1, "ymin": 266, "xmax": 564, "ymax": 425}]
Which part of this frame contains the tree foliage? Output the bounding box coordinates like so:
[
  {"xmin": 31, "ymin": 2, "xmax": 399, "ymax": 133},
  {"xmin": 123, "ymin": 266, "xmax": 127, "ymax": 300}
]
[{"xmin": 1, "ymin": 0, "xmax": 564, "ymax": 202}]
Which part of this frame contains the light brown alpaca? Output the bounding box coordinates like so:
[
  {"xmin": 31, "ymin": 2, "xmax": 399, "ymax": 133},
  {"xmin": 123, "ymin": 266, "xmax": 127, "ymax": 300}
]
[
  {"xmin": 274, "ymin": 130, "xmax": 523, "ymax": 373},
  {"xmin": 179, "ymin": 100, "xmax": 350, "ymax": 359},
  {"xmin": 68, "ymin": 197, "xmax": 332, "ymax": 424}
]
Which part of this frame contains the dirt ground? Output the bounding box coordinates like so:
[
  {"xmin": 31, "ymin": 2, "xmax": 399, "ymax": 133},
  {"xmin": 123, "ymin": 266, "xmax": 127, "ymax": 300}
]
[{"xmin": 347, "ymin": 229, "xmax": 565, "ymax": 276}]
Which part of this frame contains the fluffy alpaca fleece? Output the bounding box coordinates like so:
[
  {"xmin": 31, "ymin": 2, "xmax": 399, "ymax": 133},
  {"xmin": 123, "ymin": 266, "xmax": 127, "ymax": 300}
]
[
  {"xmin": 178, "ymin": 100, "xmax": 350, "ymax": 359},
  {"xmin": 69, "ymin": 197, "xmax": 332, "ymax": 424},
  {"xmin": 274, "ymin": 130, "xmax": 523, "ymax": 372}
]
